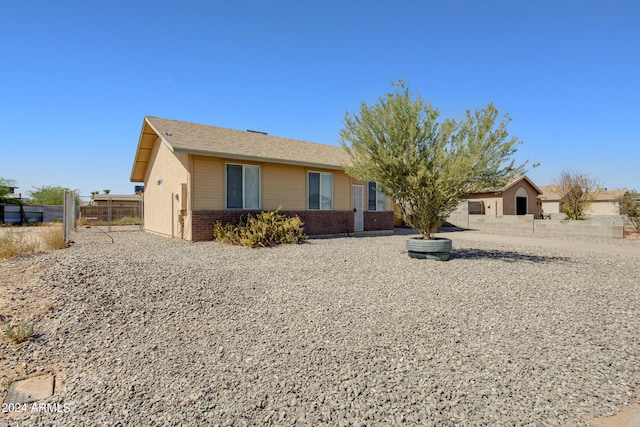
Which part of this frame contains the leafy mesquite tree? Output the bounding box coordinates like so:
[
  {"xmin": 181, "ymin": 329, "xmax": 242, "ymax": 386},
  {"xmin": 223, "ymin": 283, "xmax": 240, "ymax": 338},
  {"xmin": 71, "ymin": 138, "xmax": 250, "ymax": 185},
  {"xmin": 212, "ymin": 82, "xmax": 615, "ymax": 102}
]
[
  {"xmin": 617, "ymin": 190, "xmax": 640, "ymax": 232},
  {"xmin": 556, "ymin": 170, "xmax": 601, "ymax": 220},
  {"xmin": 29, "ymin": 185, "xmax": 80, "ymax": 206},
  {"xmin": 340, "ymin": 81, "xmax": 527, "ymax": 239}
]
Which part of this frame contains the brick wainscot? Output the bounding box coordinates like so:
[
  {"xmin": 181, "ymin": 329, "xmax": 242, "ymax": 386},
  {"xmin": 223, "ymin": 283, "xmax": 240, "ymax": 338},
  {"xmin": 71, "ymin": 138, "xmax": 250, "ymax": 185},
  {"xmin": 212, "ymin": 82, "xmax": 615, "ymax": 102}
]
[{"xmin": 191, "ymin": 210, "xmax": 394, "ymax": 242}]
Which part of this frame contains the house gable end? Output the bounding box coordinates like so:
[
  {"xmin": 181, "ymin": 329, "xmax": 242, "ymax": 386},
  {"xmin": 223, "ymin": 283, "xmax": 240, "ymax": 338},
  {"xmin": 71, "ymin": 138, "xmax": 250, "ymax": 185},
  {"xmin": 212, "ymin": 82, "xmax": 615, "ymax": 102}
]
[{"xmin": 130, "ymin": 117, "xmax": 176, "ymax": 183}]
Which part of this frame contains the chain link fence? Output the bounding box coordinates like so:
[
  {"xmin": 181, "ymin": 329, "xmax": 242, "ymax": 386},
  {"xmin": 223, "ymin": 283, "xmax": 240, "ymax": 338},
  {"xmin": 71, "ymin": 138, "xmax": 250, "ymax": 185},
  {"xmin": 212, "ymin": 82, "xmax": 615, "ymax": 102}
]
[{"xmin": 78, "ymin": 196, "xmax": 143, "ymax": 232}]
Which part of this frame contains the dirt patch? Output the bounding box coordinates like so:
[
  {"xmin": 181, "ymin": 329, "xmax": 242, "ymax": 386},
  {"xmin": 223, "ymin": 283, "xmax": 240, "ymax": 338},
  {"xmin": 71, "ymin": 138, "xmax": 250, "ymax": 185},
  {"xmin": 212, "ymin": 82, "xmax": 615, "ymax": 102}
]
[
  {"xmin": 0, "ymin": 225, "xmax": 63, "ymax": 253},
  {"xmin": 0, "ymin": 256, "xmax": 64, "ymax": 406},
  {"xmin": 591, "ymin": 404, "xmax": 640, "ymax": 427},
  {"xmin": 625, "ymin": 231, "xmax": 640, "ymax": 240},
  {"xmin": 0, "ymin": 261, "xmax": 51, "ymax": 320}
]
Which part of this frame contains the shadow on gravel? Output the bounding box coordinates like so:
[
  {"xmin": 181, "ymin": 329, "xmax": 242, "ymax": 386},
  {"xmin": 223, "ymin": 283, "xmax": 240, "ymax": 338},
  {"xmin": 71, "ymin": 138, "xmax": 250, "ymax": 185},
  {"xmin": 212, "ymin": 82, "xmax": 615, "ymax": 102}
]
[
  {"xmin": 450, "ymin": 248, "xmax": 571, "ymax": 263},
  {"xmin": 394, "ymin": 225, "xmax": 474, "ymax": 235}
]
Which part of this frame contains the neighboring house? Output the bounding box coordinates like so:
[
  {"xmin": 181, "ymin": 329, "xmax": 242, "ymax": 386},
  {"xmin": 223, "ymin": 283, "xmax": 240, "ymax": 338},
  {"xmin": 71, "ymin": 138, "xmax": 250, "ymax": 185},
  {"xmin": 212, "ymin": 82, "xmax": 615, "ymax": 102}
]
[
  {"xmin": 93, "ymin": 194, "xmax": 142, "ymax": 207},
  {"xmin": 538, "ymin": 185, "xmax": 564, "ymax": 216},
  {"xmin": 1, "ymin": 186, "xmax": 22, "ymax": 201},
  {"xmin": 465, "ymin": 176, "xmax": 542, "ymax": 217},
  {"xmin": 587, "ymin": 189, "xmax": 627, "ymax": 216},
  {"xmin": 539, "ymin": 186, "xmax": 627, "ymax": 216},
  {"xmin": 130, "ymin": 116, "xmax": 394, "ymax": 241}
]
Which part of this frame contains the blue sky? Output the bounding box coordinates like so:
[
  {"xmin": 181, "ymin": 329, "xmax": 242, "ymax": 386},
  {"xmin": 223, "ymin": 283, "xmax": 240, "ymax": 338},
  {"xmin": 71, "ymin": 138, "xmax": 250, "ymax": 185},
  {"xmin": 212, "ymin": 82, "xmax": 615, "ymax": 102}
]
[{"xmin": 2, "ymin": 1, "xmax": 638, "ymax": 200}]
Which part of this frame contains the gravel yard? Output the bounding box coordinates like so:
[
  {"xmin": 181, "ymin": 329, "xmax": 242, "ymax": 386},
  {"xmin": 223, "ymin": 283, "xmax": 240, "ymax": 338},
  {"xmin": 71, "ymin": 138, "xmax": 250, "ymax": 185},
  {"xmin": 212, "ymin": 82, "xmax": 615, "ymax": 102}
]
[{"xmin": 2, "ymin": 227, "xmax": 639, "ymax": 426}]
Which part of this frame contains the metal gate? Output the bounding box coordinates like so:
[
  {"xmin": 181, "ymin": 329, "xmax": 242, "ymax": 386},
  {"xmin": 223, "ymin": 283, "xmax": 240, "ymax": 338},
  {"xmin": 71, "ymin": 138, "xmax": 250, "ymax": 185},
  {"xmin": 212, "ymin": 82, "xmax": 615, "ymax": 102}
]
[{"xmin": 78, "ymin": 196, "xmax": 144, "ymax": 232}]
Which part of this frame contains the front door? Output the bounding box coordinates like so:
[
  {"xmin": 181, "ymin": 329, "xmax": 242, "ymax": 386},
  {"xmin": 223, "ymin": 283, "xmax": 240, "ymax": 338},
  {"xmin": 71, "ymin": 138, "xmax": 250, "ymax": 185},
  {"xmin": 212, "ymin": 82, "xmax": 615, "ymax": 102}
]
[{"xmin": 352, "ymin": 184, "xmax": 364, "ymax": 232}]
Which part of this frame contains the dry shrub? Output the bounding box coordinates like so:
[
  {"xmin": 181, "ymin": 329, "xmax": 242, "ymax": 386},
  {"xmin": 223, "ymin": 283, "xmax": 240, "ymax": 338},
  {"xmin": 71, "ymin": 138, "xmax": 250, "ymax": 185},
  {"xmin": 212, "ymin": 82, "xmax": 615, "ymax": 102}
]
[
  {"xmin": 0, "ymin": 230, "xmax": 39, "ymax": 260},
  {"xmin": 214, "ymin": 209, "xmax": 306, "ymax": 247},
  {"xmin": 42, "ymin": 226, "xmax": 67, "ymax": 250},
  {"xmin": 77, "ymin": 216, "xmax": 141, "ymax": 226}
]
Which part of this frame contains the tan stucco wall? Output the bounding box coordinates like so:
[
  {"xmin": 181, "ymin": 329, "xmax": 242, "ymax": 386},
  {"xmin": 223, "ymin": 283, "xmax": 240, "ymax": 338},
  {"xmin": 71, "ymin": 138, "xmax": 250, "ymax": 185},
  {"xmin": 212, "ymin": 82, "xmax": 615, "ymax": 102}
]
[
  {"xmin": 386, "ymin": 196, "xmax": 393, "ymax": 211},
  {"xmin": 467, "ymin": 194, "xmax": 504, "ymax": 215},
  {"xmin": 333, "ymin": 170, "xmax": 351, "ymax": 211},
  {"xmin": 502, "ymin": 188, "xmax": 517, "ymax": 214},
  {"xmin": 263, "ymin": 164, "xmax": 306, "ymax": 210},
  {"xmin": 192, "ymin": 156, "xmax": 224, "ymax": 210},
  {"xmin": 587, "ymin": 201, "xmax": 620, "ymax": 216},
  {"xmin": 190, "ymin": 156, "xmax": 361, "ymax": 212},
  {"xmin": 502, "ymin": 182, "xmax": 538, "ymax": 215},
  {"xmin": 540, "ymin": 200, "xmax": 619, "ymax": 216},
  {"xmin": 143, "ymin": 138, "xmax": 190, "ymax": 238},
  {"xmin": 541, "ymin": 201, "xmax": 561, "ymax": 214},
  {"xmin": 468, "ymin": 180, "xmax": 539, "ymax": 216},
  {"xmin": 484, "ymin": 197, "xmax": 503, "ymax": 216}
]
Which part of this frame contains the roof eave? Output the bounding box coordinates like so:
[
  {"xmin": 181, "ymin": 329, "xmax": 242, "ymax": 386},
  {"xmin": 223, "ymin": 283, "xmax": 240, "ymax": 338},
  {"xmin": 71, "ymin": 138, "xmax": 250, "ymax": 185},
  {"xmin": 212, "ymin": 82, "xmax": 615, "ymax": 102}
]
[
  {"xmin": 501, "ymin": 175, "xmax": 543, "ymax": 195},
  {"xmin": 130, "ymin": 117, "xmax": 175, "ymax": 182},
  {"xmin": 172, "ymin": 147, "xmax": 347, "ymax": 170}
]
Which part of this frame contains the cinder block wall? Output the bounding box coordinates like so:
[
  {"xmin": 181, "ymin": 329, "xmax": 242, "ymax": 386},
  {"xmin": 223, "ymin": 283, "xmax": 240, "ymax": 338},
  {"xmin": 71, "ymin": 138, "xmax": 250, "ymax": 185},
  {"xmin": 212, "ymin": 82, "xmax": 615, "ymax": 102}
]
[
  {"xmin": 534, "ymin": 220, "xmax": 624, "ymax": 239},
  {"xmin": 447, "ymin": 202, "xmax": 469, "ymax": 228},
  {"xmin": 446, "ymin": 208, "xmax": 624, "ymax": 239},
  {"xmin": 469, "ymin": 214, "xmax": 534, "ymax": 234}
]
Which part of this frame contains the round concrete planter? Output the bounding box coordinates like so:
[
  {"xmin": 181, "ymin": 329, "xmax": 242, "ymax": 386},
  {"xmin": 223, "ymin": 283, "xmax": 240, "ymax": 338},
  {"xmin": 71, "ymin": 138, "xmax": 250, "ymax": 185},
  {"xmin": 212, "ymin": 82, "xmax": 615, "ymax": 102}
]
[{"xmin": 406, "ymin": 237, "xmax": 452, "ymax": 261}]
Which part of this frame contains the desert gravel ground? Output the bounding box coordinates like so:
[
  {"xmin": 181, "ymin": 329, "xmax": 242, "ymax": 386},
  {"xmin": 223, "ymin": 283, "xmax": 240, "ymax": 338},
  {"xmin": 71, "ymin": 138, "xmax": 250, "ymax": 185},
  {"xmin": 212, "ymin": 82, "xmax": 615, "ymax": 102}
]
[{"xmin": 1, "ymin": 227, "xmax": 639, "ymax": 426}]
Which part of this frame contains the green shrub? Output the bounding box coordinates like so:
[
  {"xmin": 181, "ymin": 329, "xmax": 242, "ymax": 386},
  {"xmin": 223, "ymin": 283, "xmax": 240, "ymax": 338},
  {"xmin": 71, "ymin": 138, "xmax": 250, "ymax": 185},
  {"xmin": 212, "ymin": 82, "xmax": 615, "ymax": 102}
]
[
  {"xmin": 618, "ymin": 190, "xmax": 640, "ymax": 232},
  {"xmin": 0, "ymin": 230, "xmax": 39, "ymax": 260},
  {"xmin": 4, "ymin": 321, "xmax": 35, "ymax": 344},
  {"xmin": 561, "ymin": 203, "xmax": 587, "ymax": 221},
  {"xmin": 213, "ymin": 209, "xmax": 306, "ymax": 247}
]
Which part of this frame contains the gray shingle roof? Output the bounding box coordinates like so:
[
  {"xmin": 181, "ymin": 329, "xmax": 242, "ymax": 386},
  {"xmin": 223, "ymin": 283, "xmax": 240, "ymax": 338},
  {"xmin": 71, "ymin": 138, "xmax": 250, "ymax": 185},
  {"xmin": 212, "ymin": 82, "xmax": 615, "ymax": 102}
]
[{"xmin": 131, "ymin": 116, "xmax": 349, "ymax": 182}]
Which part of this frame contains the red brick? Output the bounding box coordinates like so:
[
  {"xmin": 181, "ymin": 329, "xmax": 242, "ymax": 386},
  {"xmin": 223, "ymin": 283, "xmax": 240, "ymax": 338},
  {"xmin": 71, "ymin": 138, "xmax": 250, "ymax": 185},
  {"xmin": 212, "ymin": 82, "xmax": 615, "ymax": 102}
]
[{"xmin": 191, "ymin": 210, "xmax": 393, "ymax": 242}]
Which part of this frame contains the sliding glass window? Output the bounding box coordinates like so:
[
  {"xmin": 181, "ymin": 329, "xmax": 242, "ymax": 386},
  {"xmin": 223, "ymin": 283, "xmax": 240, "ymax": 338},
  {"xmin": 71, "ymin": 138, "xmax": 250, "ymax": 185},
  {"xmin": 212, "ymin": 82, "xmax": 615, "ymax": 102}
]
[
  {"xmin": 308, "ymin": 172, "xmax": 333, "ymax": 210},
  {"xmin": 226, "ymin": 164, "xmax": 260, "ymax": 209}
]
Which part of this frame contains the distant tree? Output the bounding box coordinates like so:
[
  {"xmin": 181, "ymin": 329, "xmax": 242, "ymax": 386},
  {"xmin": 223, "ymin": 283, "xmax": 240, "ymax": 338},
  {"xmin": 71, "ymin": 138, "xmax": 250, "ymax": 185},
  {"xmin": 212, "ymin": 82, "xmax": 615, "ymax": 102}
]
[
  {"xmin": 28, "ymin": 185, "xmax": 80, "ymax": 206},
  {"xmin": 90, "ymin": 191, "xmax": 99, "ymax": 201},
  {"xmin": 0, "ymin": 178, "xmax": 22, "ymax": 205},
  {"xmin": 617, "ymin": 190, "xmax": 640, "ymax": 232},
  {"xmin": 0, "ymin": 177, "xmax": 16, "ymax": 190},
  {"xmin": 556, "ymin": 170, "xmax": 601, "ymax": 220},
  {"xmin": 103, "ymin": 189, "xmax": 111, "ymax": 194},
  {"xmin": 340, "ymin": 80, "xmax": 527, "ymax": 239}
]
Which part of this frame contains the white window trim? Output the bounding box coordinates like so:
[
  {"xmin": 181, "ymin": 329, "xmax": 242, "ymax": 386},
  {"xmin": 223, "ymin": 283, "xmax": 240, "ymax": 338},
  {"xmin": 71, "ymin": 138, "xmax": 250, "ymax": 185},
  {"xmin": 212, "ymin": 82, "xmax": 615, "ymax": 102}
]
[
  {"xmin": 307, "ymin": 171, "xmax": 333, "ymax": 210},
  {"xmin": 367, "ymin": 182, "xmax": 386, "ymax": 211},
  {"xmin": 225, "ymin": 163, "xmax": 261, "ymax": 210}
]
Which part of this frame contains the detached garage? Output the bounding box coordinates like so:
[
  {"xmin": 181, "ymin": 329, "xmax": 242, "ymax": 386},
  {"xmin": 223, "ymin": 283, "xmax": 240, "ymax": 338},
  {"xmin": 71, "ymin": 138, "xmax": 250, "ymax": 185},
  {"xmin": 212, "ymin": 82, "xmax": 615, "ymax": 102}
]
[{"xmin": 465, "ymin": 176, "xmax": 542, "ymax": 217}]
